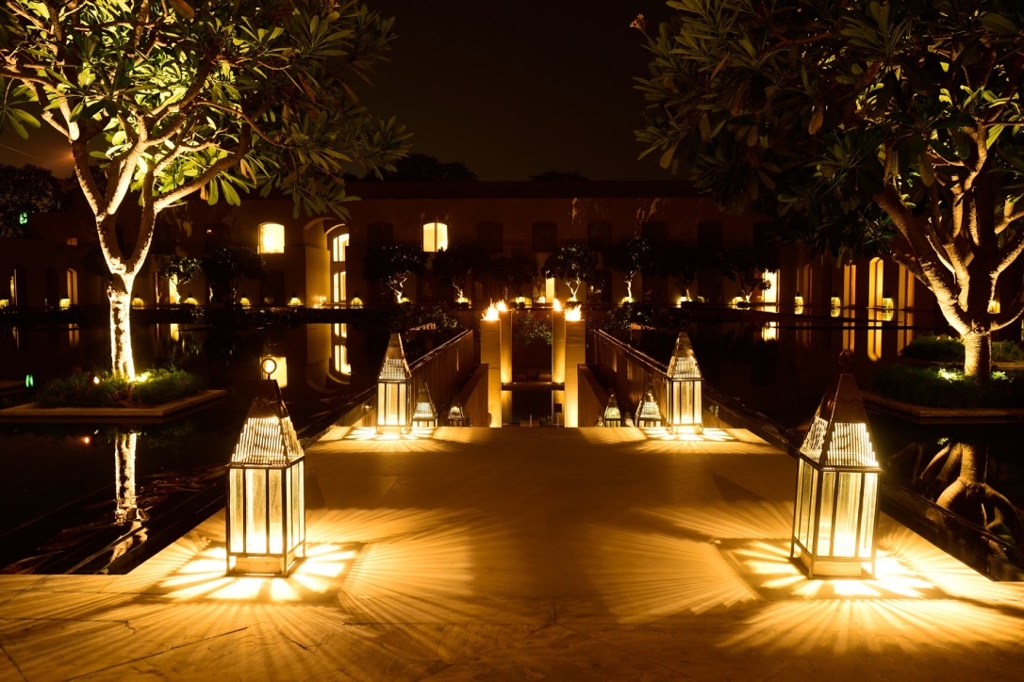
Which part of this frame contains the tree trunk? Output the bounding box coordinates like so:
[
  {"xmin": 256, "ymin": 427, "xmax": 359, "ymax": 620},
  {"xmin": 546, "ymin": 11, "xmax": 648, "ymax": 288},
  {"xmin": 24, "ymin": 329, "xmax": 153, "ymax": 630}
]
[
  {"xmin": 962, "ymin": 330, "xmax": 992, "ymax": 379},
  {"xmin": 114, "ymin": 431, "xmax": 146, "ymax": 524},
  {"xmin": 108, "ymin": 274, "xmax": 137, "ymax": 380}
]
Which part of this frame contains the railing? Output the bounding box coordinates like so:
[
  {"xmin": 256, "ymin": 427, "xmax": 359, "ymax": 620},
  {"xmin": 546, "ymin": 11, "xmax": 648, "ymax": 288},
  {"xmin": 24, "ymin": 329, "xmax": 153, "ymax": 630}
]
[
  {"xmin": 591, "ymin": 330, "xmax": 672, "ymax": 424},
  {"xmin": 407, "ymin": 329, "xmax": 476, "ymax": 420}
]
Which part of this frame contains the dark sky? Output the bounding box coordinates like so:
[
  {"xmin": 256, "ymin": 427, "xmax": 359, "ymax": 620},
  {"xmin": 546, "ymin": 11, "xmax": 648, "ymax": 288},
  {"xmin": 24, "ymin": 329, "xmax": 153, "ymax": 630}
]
[{"xmin": 0, "ymin": 0, "xmax": 673, "ymax": 181}]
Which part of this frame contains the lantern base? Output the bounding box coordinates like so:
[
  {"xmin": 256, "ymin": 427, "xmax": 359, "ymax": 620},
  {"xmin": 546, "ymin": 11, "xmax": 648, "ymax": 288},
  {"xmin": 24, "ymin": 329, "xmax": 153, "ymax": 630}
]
[
  {"xmin": 228, "ymin": 548, "xmax": 303, "ymax": 578},
  {"xmin": 793, "ymin": 548, "xmax": 873, "ymax": 579}
]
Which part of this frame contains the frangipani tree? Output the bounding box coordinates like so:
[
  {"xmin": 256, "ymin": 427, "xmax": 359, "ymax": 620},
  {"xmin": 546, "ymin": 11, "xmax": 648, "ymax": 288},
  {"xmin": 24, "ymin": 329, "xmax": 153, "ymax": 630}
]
[
  {"xmin": 603, "ymin": 236, "xmax": 649, "ymax": 302},
  {"xmin": 542, "ymin": 242, "xmax": 598, "ymax": 301},
  {"xmin": 636, "ymin": 0, "xmax": 1024, "ymax": 377},
  {"xmin": 0, "ymin": 0, "xmax": 407, "ymax": 379}
]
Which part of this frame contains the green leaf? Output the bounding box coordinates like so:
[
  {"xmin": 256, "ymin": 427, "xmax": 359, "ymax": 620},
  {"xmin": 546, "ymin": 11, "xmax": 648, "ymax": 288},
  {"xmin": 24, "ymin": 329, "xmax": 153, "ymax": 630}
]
[{"xmin": 981, "ymin": 13, "xmax": 1019, "ymax": 36}]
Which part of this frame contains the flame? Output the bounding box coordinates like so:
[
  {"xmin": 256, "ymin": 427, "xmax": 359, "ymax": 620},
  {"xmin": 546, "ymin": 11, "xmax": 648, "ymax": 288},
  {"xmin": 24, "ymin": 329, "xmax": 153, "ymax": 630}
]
[
  {"xmin": 565, "ymin": 305, "xmax": 582, "ymax": 322},
  {"xmin": 552, "ymin": 298, "xmax": 562, "ymax": 312},
  {"xmin": 496, "ymin": 300, "xmax": 508, "ymax": 313},
  {"xmin": 482, "ymin": 303, "xmax": 499, "ymax": 321}
]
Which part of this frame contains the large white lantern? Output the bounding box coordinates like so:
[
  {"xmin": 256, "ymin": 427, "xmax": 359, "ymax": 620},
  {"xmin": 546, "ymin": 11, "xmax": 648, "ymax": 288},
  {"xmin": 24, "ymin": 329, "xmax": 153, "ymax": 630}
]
[
  {"xmin": 601, "ymin": 391, "xmax": 623, "ymax": 427},
  {"xmin": 226, "ymin": 368, "xmax": 305, "ymax": 577},
  {"xmin": 377, "ymin": 333, "xmax": 411, "ymax": 434},
  {"xmin": 666, "ymin": 332, "xmax": 703, "ymax": 434},
  {"xmin": 791, "ymin": 356, "xmax": 882, "ymax": 578}
]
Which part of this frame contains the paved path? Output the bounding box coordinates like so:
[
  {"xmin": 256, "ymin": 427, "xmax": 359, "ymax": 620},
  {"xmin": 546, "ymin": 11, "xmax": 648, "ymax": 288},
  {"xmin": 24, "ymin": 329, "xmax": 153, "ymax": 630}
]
[{"xmin": 1, "ymin": 427, "xmax": 1023, "ymax": 680}]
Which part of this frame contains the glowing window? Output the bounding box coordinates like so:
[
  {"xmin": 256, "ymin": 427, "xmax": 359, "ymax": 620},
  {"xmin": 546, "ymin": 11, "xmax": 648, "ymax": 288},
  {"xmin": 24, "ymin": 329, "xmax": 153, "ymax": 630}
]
[
  {"xmin": 259, "ymin": 223, "xmax": 285, "ymax": 254},
  {"xmin": 762, "ymin": 271, "xmax": 779, "ymax": 304},
  {"xmin": 332, "ymin": 271, "xmax": 346, "ymax": 304},
  {"xmin": 66, "ymin": 237, "xmax": 78, "ymax": 246},
  {"xmin": 868, "ymin": 258, "xmax": 884, "ymax": 308},
  {"xmin": 423, "ymin": 222, "xmax": 448, "ymax": 253},
  {"xmin": 332, "ymin": 233, "xmax": 349, "ymax": 263},
  {"xmin": 843, "ymin": 264, "xmax": 857, "ymax": 308}
]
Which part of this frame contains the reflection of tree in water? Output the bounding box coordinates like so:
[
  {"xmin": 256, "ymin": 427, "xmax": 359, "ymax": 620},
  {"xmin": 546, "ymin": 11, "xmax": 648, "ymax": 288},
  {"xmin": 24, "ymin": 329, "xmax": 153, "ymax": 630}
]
[{"xmin": 900, "ymin": 439, "xmax": 1024, "ymax": 560}]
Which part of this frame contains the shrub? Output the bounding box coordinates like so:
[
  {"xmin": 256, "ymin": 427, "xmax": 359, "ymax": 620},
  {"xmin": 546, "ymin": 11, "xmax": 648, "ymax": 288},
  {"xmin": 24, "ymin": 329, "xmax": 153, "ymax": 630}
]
[
  {"xmin": 900, "ymin": 335, "xmax": 1024, "ymax": 363},
  {"xmin": 36, "ymin": 369, "xmax": 204, "ymax": 408},
  {"xmin": 870, "ymin": 364, "xmax": 1024, "ymax": 408}
]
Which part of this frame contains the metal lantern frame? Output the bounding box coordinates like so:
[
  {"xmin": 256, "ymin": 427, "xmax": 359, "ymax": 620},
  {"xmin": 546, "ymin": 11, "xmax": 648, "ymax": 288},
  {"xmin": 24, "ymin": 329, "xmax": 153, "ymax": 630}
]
[
  {"xmin": 666, "ymin": 332, "xmax": 703, "ymax": 434},
  {"xmin": 790, "ymin": 371, "xmax": 882, "ymax": 579},
  {"xmin": 377, "ymin": 333, "xmax": 412, "ymax": 434},
  {"xmin": 602, "ymin": 391, "xmax": 623, "ymax": 427},
  {"xmin": 411, "ymin": 381, "xmax": 438, "ymax": 428},
  {"xmin": 635, "ymin": 383, "xmax": 664, "ymax": 428},
  {"xmin": 226, "ymin": 377, "xmax": 306, "ymax": 577},
  {"xmin": 447, "ymin": 396, "xmax": 468, "ymax": 426}
]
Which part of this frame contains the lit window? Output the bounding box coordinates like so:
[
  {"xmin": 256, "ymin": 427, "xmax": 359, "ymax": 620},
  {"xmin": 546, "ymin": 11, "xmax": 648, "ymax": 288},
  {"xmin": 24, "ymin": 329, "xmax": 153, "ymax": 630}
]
[
  {"xmin": 332, "ymin": 271, "xmax": 346, "ymax": 304},
  {"xmin": 423, "ymin": 222, "xmax": 448, "ymax": 253},
  {"xmin": 331, "ymin": 233, "xmax": 349, "ymax": 263},
  {"xmin": 66, "ymin": 237, "xmax": 78, "ymax": 246},
  {"xmin": 259, "ymin": 223, "xmax": 285, "ymax": 254}
]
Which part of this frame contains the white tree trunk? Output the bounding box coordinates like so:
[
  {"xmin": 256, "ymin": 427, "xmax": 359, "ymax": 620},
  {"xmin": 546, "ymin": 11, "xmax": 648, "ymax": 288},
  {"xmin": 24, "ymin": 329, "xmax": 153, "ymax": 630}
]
[
  {"xmin": 108, "ymin": 274, "xmax": 136, "ymax": 380},
  {"xmin": 962, "ymin": 330, "xmax": 991, "ymax": 379}
]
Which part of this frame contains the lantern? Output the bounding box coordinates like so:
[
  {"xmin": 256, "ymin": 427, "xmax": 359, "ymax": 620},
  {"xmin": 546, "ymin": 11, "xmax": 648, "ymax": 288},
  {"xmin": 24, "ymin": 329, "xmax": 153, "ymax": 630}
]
[
  {"xmin": 447, "ymin": 396, "xmax": 468, "ymax": 426},
  {"xmin": 790, "ymin": 353, "xmax": 882, "ymax": 578},
  {"xmin": 226, "ymin": 363, "xmax": 305, "ymax": 577},
  {"xmin": 601, "ymin": 391, "xmax": 622, "ymax": 427},
  {"xmin": 377, "ymin": 333, "xmax": 411, "ymax": 434},
  {"xmin": 411, "ymin": 382, "xmax": 438, "ymax": 428},
  {"xmin": 634, "ymin": 384, "xmax": 663, "ymax": 428},
  {"xmin": 666, "ymin": 332, "xmax": 703, "ymax": 434}
]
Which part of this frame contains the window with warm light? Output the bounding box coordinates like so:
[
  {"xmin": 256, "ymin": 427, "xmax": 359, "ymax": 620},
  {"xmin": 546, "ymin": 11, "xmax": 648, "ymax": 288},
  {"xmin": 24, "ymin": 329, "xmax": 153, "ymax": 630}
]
[
  {"xmin": 868, "ymin": 257, "xmax": 884, "ymax": 308},
  {"xmin": 423, "ymin": 222, "xmax": 449, "ymax": 253},
  {"xmin": 259, "ymin": 222, "xmax": 285, "ymax": 254},
  {"xmin": 332, "ymin": 271, "xmax": 346, "ymax": 304},
  {"xmin": 331, "ymin": 233, "xmax": 348, "ymax": 263}
]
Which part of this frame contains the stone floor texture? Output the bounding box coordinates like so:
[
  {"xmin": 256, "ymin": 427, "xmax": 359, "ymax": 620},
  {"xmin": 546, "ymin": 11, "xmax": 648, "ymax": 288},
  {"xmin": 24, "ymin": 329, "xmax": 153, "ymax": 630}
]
[{"xmin": 2, "ymin": 426, "xmax": 1023, "ymax": 681}]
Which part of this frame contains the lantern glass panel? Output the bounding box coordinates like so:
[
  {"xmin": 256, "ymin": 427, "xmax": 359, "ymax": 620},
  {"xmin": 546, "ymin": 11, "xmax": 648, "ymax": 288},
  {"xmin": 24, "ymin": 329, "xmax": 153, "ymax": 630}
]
[
  {"xmin": 269, "ymin": 469, "xmax": 283, "ymax": 555},
  {"xmin": 817, "ymin": 471, "xmax": 836, "ymax": 556},
  {"xmin": 834, "ymin": 472, "xmax": 862, "ymax": 558},
  {"xmin": 230, "ymin": 469, "xmax": 244, "ymax": 553},
  {"xmin": 859, "ymin": 472, "xmax": 878, "ymax": 557},
  {"xmin": 246, "ymin": 469, "xmax": 267, "ymax": 554}
]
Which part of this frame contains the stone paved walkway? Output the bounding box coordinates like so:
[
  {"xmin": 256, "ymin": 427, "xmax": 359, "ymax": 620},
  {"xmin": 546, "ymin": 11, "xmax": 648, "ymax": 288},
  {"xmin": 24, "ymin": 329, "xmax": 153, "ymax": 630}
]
[{"xmin": 1, "ymin": 427, "xmax": 1023, "ymax": 681}]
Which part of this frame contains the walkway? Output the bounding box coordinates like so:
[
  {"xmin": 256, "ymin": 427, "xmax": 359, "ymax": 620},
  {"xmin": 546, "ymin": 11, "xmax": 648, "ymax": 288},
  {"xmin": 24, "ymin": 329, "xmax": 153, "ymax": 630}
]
[{"xmin": 1, "ymin": 427, "xmax": 1023, "ymax": 680}]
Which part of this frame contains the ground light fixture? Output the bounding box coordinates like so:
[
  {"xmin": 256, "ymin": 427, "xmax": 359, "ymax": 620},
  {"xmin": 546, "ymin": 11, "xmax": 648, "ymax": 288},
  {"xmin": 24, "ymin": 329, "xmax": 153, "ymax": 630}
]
[
  {"xmin": 377, "ymin": 333, "xmax": 412, "ymax": 434},
  {"xmin": 601, "ymin": 391, "xmax": 622, "ymax": 427},
  {"xmin": 411, "ymin": 382, "xmax": 438, "ymax": 428},
  {"xmin": 226, "ymin": 357, "xmax": 306, "ymax": 577},
  {"xmin": 666, "ymin": 332, "xmax": 703, "ymax": 434},
  {"xmin": 635, "ymin": 383, "xmax": 664, "ymax": 428},
  {"xmin": 447, "ymin": 396, "xmax": 467, "ymax": 426},
  {"xmin": 790, "ymin": 352, "xmax": 882, "ymax": 579}
]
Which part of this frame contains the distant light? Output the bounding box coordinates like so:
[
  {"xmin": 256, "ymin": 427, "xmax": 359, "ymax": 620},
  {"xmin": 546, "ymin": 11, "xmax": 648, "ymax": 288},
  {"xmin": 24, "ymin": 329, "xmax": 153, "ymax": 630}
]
[{"xmin": 24, "ymin": 374, "xmax": 33, "ymax": 388}]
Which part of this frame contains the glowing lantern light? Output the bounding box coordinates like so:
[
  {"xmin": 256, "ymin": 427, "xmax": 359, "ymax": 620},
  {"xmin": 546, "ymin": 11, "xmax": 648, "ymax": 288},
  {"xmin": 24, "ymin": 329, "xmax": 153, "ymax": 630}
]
[
  {"xmin": 791, "ymin": 352, "xmax": 881, "ymax": 579},
  {"xmin": 601, "ymin": 392, "xmax": 622, "ymax": 427},
  {"xmin": 240, "ymin": 297, "xmax": 251, "ymax": 308},
  {"xmin": 794, "ymin": 292, "xmax": 804, "ymax": 307},
  {"xmin": 131, "ymin": 297, "xmax": 144, "ymax": 308},
  {"xmin": 666, "ymin": 332, "xmax": 703, "ymax": 434},
  {"xmin": 60, "ymin": 297, "xmax": 72, "ymax": 310},
  {"xmin": 376, "ymin": 333, "xmax": 411, "ymax": 434},
  {"xmin": 830, "ymin": 296, "xmax": 841, "ymax": 309},
  {"xmin": 634, "ymin": 384, "xmax": 663, "ymax": 427},
  {"xmin": 226, "ymin": 358, "xmax": 306, "ymax": 576},
  {"xmin": 447, "ymin": 396, "xmax": 467, "ymax": 427},
  {"xmin": 288, "ymin": 294, "xmax": 303, "ymax": 307},
  {"xmin": 411, "ymin": 382, "xmax": 438, "ymax": 428}
]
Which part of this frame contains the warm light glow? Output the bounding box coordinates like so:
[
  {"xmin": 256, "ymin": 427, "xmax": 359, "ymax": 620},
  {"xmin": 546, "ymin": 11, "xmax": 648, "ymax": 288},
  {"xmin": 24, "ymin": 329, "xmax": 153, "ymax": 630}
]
[
  {"xmin": 183, "ymin": 296, "xmax": 198, "ymax": 305},
  {"xmin": 620, "ymin": 296, "xmax": 634, "ymax": 305},
  {"xmin": 240, "ymin": 297, "xmax": 251, "ymax": 307},
  {"xmin": 93, "ymin": 375, "xmax": 101, "ymax": 385},
  {"xmin": 59, "ymin": 297, "xmax": 72, "ymax": 309},
  {"xmin": 988, "ymin": 300, "xmax": 1000, "ymax": 314},
  {"xmin": 678, "ymin": 295, "xmax": 688, "ymax": 306},
  {"xmin": 131, "ymin": 297, "xmax": 144, "ymax": 308},
  {"xmin": 762, "ymin": 322, "xmax": 778, "ymax": 341},
  {"xmin": 793, "ymin": 293, "xmax": 804, "ymax": 307},
  {"xmin": 288, "ymin": 295, "xmax": 302, "ymax": 306},
  {"xmin": 564, "ymin": 305, "xmax": 582, "ymax": 322},
  {"xmin": 482, "ymin": 303, "xmax": 500, "ymax": 321},
  {"xmin": 259, "ymin": 222, "xmax": 285, "ymax": 254},
  {"xmin": 552, "ymin": 297, "xmax": 562, "ymax": 312},
  {"xmin": 830, "ymin": 296, "xmax": 841, "ymax": 308},
  {"xmin": 422, "ymin": 221, "xmax": 449, "ymax": 252},
  {"xmin": 496, "ymin": 300, "xmax": 508, "ymax": 312},
  {"xmin": 0, "ymin": 299, "xmax": 8, "ymax": 309},
  {"xmin": 350, "ymin": 296, "xmax": 363, "ymax": 308},
  {"xmin": 264, "ymin": 356, "xmax": 287, "ymax": 387}
]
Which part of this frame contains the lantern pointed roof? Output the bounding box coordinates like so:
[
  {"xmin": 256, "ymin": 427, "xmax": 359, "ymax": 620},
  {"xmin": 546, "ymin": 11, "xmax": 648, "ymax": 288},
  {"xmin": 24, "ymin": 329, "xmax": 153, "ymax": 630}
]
[
  {"xmin": 378, "ymin": 332, "xmax": 412, "ymax": 382},
  {"xmin": 412, "ymin": 382, "xmax": 437, "ymax": 420},
  {"xmin": 667, "ymin": 332, "xmax": 701, "ymax": 379},
  {"xmin": 230, "ymin": 379, "xmax": 304, "ymax": 466},
  {"xmin": 603, "ymin": 391, "xmax": 622, "ymax": 420},
  {"xmin": 799, "ymin": 369, "xmax": 879, "ymax": 469}
]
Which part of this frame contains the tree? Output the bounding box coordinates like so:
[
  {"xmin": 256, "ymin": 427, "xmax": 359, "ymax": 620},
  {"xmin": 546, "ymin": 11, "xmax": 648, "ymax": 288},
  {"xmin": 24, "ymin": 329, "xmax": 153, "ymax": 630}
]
[
  {"xmin": 201, "ymin": 246, "xmax": 265, "ymax": 304},
  {"xmin": 490, "ymin": 253, "xmax": 538, "ymax": 301},
  {"xmin": 542, "ymin": 242, "xmax": 598, "ymax": 301},
  {"xmin": 362, "ymin": 244, "xmax": 427, "ymax": 303},
  {"xmin": 0, "ymin": 163, "xmax": 66, "ymax": 238},
  {"xmin": 367, "ymin": 153, "xmax": 477, "ymax": 182},
  {"xmin": 721, "ymin": 246, "xmax": 779, "ymax": 303},
  {"xmin": 431, "ymin": 244, "xmax": 486, "ymax": 302},
  {"xmin": 157, "ymin": 254, "xmax": 200, "ymax": 303},
  {"xmin": 0, "ymin": 1, "xmax": 407, "ymax": 379},
  {"xmin": 636, "ymin": 0, "xmax": 1024, "ymax": 377},
  {"xmin": 603, "ymin": 237, "xmax": 649, "ymax": 301}
]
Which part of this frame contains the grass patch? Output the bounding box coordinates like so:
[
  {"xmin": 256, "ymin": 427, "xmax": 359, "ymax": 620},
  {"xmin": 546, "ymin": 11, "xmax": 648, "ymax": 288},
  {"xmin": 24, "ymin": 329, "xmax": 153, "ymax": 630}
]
[
  {"xmin": 900, "ymin": 335, "xmax": 1024, "ymax": 363},
  {"xmin": 871, "ymin": 363, "xmax": 1024, "ymax": 408},
  {"xmin": 35, "ymin": 368, "xmax": 205, "ymax": 408}
]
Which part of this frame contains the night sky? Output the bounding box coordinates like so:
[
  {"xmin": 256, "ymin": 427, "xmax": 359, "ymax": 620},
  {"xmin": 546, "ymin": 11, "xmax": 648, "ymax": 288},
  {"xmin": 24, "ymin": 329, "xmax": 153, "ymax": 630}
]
[{"xmin": 0, "ymin": 0, "xmax": 673, "ymax": 181}]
